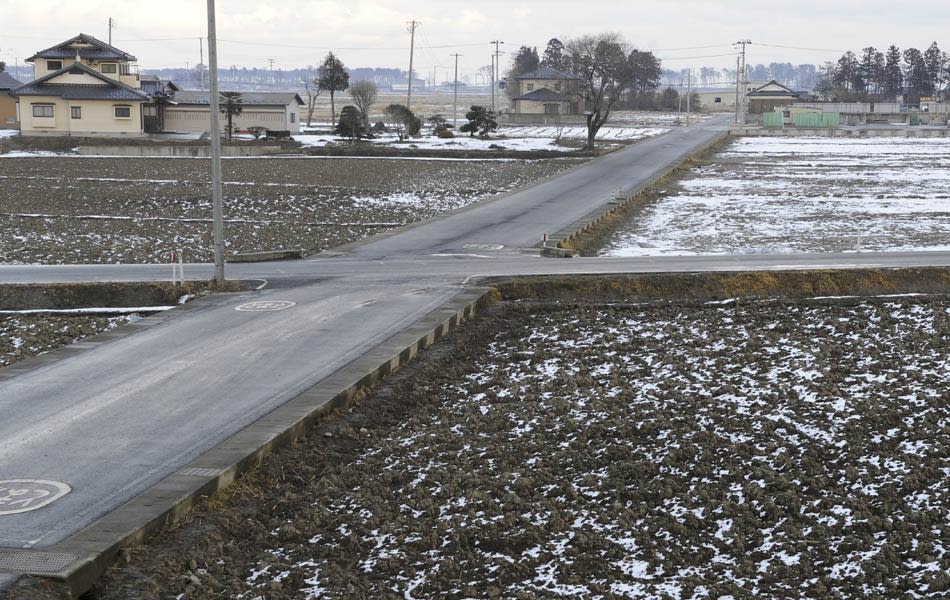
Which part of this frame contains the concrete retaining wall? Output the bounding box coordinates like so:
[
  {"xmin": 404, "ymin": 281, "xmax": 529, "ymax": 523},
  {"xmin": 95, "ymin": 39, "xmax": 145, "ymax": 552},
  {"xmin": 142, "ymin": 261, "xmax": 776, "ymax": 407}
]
[
  {"xmin": 736, "ymin": 127, "xmax": 950, "ymax": 137},
  {"xmin": 77, "ymin": 145, "xmax": 287, "ymax": 157},
  {"xmin": 0, "ymin": 282, "xmax": 198, "ymax": 310}
]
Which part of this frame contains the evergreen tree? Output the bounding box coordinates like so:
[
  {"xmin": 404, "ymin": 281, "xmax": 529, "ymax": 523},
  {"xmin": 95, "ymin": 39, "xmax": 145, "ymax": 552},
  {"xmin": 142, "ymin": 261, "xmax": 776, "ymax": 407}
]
[
  {"xmin": 318, "ymin": 52, "xmax": 350, "ymax": 126},
  {"xmin": 882, "ymin": 45, "xmax": 903, "ymax": 100},
  {"xmin": 334, "ymin": 105, "xmax": 363, "ymax": 139},
  {"xmin": 832, "ymin": 51, "xmax": 860, "ymax": 91},
  {"xmin": 219, "ymin": 92, "xmax": 243, "ymax": 141},
  {"xmin": 541, "ymin": 38, "xmax": 566, "ymax": 71},
  {"xmin": 512, "ymin": 46, "xmax": 540, "ymax": 75},
  {"xmin": 903, "ymin": 47, "xmax": 930, "ymax": 101},
  {"xmin": 923, "ymin": 42, "xmax": 946, "ymax": 97},
  {"xmin": 460, "ymin": 105, "xmax": 498, "ymax": 137}
]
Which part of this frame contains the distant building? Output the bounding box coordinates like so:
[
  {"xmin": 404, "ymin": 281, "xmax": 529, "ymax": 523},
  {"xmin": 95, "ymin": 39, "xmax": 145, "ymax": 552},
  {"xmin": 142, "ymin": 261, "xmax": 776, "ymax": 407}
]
[
  {"xmin": 164, "ymin": 91, "xmax": 304, "ymax": 135},
  {"xmin": 11, "ymin": 33, "xmax": 151, "ymax": 137},
  {"xmin": 8, "ymin": 34, "xmax": 307, "ymax": 138},
  {"xmin": 693, "ymin": 81, "xmax": 769, "ymax": 113},
  {"xmin": 746, "ymin": 80, "xmax": 801, "ymax": 114},
  {"xmin": 511, "ymin": 67, "xmax": 582, "ymax": 116},
  {"xmin": 0, "ymin": 71, "xmax": 22, "ymax": 128}
]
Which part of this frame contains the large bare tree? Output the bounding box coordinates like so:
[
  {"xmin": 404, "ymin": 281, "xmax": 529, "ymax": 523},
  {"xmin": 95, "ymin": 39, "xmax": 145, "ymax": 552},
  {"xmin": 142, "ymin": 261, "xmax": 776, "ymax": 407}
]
[
  {"xmin": 302, "ymin": 77, "xmax": 321, "ymax": 127},
  {"xmin": 565, "ymin": 33, "xmax": 634, "ymax": 150},
  {"xmin": 348, "ymin": 80, "xmax": 378, "ymax": 129}
]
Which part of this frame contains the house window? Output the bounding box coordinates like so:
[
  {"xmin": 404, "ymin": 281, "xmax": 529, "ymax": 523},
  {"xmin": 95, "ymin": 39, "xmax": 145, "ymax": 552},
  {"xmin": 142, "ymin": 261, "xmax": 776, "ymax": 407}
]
[
  {"xmin": 71, "ymin": 106, "xmax": 82, "ymax": 119},
  {"xmin": 290, "ymin": 113, "xmax": 296, "ymax": 123},
  {"xmin": 544, "ymin": 103, "xmax": 560, "ymax": 115},
  {"xmin": 554, "ymin": 82, "xmax": 562, "ymax": 92},
  {"xmin": 113, "ymin": 105, "xmax": 132, "ymax": 119},
  {"xmin": 526, "ymin": 83, "xmax": 534, "ymax": 91},
  {"xmin": 32, "ymin": 104, "xmax": 54, "ymax": 118},
  {"xmin": 714, "ymin": 97, "xmax": 722, "ymax": 103},
  {"xmin": 101, "ymin": 63, "xmax": 118, "ymax": 74},
  {"xmin": 47, "ymin": 60, "xmax": 63, "ymax": 71}
]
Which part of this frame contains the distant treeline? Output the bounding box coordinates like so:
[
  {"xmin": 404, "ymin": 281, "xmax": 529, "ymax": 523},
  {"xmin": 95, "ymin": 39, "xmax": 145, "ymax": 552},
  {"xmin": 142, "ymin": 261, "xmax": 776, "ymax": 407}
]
[{"xmin": 817, "ymin": 43, "xmax": 948, "ymax": 102}]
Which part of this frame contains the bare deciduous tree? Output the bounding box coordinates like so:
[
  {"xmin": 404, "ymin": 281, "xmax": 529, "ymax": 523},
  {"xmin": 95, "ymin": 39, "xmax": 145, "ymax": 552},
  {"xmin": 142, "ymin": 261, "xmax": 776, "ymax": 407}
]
[
  {"xmin": 303, "ymin": 77, "xmax": 321, "ymax": 127},
  {"xmin": 565, "ymin": 33, "xmax": 634, "ymax": 150},
  {"xmin": 348, "ymin": 80, "xmax": 378, "ymax": 129}
]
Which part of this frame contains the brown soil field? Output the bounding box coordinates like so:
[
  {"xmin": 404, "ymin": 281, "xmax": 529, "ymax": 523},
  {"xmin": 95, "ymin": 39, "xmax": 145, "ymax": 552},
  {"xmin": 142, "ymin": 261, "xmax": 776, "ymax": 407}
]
[
  {"xmin": 0, "ymin": 156, "xmax": 579, "ymax": 264},
  {"xmin": 0, "ymin": 314, "xmax": 136, "ymax": 368},
  {"xmin": 11, "ymin": 296, "xmax": 944, "ymax": 600}
]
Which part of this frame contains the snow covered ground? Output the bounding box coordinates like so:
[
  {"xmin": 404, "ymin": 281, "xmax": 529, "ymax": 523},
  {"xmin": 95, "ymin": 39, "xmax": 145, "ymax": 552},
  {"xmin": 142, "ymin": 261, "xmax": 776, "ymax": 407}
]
[
  {"xmin": 230, "ymin": 298, "xmax": 950, "ymax": 598},
  {"xmin": 602, "ymin": 137, "xmax": 950, "ymax": 256}
]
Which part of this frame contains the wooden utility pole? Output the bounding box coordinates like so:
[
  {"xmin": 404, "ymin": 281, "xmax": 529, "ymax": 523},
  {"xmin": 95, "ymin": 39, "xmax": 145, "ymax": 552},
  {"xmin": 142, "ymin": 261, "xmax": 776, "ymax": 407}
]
[
  {"xmin": 207, "ymin": 0, "xmax": 225, "ymax": 284},
  {"xmin": 451, "ymin": 53, "xmax": 461, "ymax": 128},
  {"xmin": 735, "ymin": 39, "xmax": 751, "ymax": 127},
  {"xmin": 406, "ymin": 20, "xmax": 419, "ymax": 108},
  {"xmin": 490, "ymin": 40, "xmax": 504, "ymax": 112},
  {"xmin": 686, "ymin": 68, "xmax": 692, "ymax": 126}
]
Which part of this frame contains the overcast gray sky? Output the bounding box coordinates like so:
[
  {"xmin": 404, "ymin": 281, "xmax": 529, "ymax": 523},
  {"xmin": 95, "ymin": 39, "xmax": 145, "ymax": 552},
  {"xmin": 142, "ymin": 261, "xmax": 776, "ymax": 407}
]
[{"xmin": 2, "ymin": 0, "xmax": 948, "ymax": 79}]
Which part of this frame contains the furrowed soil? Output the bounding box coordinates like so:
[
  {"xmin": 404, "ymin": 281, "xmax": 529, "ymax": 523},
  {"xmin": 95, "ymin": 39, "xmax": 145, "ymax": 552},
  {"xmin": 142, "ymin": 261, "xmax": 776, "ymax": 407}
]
[
  {"xmin": 0, "ymin": 314, "xmax": 136, "ymax": 367},
  {"xmin": 0, "ymin": 156, "xmax": 579, "ymax": 264},
  {"xmin": 20, "ymin": 296, "xmax": 946, "ymax": 600}
]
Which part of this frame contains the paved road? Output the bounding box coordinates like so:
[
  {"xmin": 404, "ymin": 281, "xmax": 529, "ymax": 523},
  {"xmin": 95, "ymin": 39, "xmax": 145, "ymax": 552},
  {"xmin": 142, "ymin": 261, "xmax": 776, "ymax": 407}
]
[{"xmin": 2, "ymin": 115, "xmax": 947, "ymax": 557}]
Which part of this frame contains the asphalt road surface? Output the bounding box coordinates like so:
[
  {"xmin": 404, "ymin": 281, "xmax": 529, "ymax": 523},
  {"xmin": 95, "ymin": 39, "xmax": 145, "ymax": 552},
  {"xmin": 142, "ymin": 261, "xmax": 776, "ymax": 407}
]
[{"xmin": 2, "ymin": 116, "xmax": 948, "ymax": 558}]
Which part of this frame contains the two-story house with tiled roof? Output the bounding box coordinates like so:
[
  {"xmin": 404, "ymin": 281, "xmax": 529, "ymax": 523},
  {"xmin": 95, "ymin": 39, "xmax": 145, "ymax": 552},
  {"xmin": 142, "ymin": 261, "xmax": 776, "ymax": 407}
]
[
  {"xmin": 10, "ymin": 34, "xmax": 150, "ymax": 136},
  {"xmin": 511, "ymin": 67, "xmax": 582, "ymax": 117}
]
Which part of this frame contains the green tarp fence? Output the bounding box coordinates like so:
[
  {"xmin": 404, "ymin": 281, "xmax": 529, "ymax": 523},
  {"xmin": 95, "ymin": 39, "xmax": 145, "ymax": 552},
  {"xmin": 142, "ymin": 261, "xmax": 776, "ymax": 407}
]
[{"xmin": 763, "ymin": 112, "xmax": 784, "ymax": 128}]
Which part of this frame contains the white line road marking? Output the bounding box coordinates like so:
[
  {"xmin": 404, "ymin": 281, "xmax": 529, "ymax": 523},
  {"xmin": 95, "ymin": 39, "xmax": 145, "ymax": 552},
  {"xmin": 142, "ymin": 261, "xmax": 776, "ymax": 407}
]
[
  {"xmin": 0, "ymin": 480, "xmax": 71, "ymax": 516},
  {"xmin": 234, "ymin": 301, "xmax": 296, "ymax": 312}
]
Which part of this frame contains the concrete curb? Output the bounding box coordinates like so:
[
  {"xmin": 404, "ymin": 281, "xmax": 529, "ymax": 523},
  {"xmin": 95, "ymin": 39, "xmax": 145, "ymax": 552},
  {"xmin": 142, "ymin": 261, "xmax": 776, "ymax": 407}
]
[
  {"xmin": 541, "ymin": 128, "xmax": 729, "ymax": 253},
  {"xmin": 227, "ymin": 249, "xmax": 305, "ymax": 263},
  {"xmin": 0, "ymin": 286, "xmax": 497, "ymax": 597}
]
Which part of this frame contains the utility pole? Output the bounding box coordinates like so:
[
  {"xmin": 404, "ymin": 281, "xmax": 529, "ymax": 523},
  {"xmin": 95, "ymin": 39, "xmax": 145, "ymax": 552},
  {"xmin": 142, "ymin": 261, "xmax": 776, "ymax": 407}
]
[
  {"xmin": 686, "ymin": 68, "xmax": 692, "ymax": 126},
  {"xmin": 735, "ymin": 39, "xmax": 751, "ymax": 127},
  {"xmin": 268, "ymin": 58, "xmax": 276, "ymax": 87},
  {"xmin": 451, "ymin": 53, "xmax": 461, "ymax": 128},
  {"xmin": 206, "ymin": 0, "xmax": 225, "ymax": 284},
  {"xmin": 490, "ymin": 40, "xmax": 504, "ymax": 112},
  {"xmin": 108, "ymin": 18, "xmax": 118, "ymax": 46},
  {"xmin": 734, "ymin": 54, "xmax": 741, "ymax": 125},
  {"xmin": 406, "ymin": 20, "xmax": 419, "ymax": 108},
  {"xmin": 199, "ymin": 38, "xmax": 205, "ymax": 89}
]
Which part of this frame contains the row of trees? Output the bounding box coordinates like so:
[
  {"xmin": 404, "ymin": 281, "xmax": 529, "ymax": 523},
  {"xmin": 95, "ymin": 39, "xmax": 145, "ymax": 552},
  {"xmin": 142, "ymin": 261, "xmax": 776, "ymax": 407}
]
[{"xmin": 818, "ymin": 43, "xmax": 949, "ymax": 102}]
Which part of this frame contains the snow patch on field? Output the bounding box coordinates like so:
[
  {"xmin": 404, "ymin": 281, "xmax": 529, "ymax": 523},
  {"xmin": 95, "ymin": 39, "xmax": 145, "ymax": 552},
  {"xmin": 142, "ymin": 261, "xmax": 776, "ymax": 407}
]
[
  {"xmin": 234, "ymin": 299, "xmax": 950, "ymax": 598},
  {"xmin": 603, "ymin": 136, "xmax": 950, "ymax": 255}
]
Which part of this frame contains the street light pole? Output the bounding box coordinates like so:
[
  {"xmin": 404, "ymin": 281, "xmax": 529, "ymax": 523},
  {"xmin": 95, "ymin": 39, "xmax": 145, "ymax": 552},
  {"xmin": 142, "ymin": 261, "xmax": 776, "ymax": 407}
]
[{"xmin": 207, "ymin": 0, "xmax": 225, "ymax": 284}]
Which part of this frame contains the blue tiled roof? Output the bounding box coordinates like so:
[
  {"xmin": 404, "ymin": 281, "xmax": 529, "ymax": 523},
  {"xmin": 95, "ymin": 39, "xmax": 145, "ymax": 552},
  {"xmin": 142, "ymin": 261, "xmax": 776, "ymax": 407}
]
[
  {"xmin": 28, "ymin": 33, "xmax": 136, "ymax": 63},
  {"xmin": 514, "ymin": 88, "xmax": 572, "ymax": 102},
  {"xmin": 10, "ymin": 62, "xmax": 148, "ymax": 101},
  {"xmin": 0, "ymin": 71, "xmax": 22, "ymax": 91}
]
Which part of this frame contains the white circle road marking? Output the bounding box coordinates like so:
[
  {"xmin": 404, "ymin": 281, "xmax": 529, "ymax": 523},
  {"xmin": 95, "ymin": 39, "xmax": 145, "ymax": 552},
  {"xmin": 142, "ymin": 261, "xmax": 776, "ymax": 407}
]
[
  {"xmin": 235, "ymin": 300, "xmax": 296, "ymax": 312},
  {"xmin": 462, "ymin": 243, "xmax": 505, "ymax": 251},
  {"xmin": 0, "ymin": 480, "xmax": 72, "ymax": 516}
]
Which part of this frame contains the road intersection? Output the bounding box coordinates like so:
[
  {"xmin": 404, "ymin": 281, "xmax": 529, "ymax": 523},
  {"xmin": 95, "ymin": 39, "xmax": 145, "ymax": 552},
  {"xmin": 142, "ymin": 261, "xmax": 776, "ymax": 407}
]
[{"xmin": 2, "ymin": 115, "xmax": 948, "ymax": 592}]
